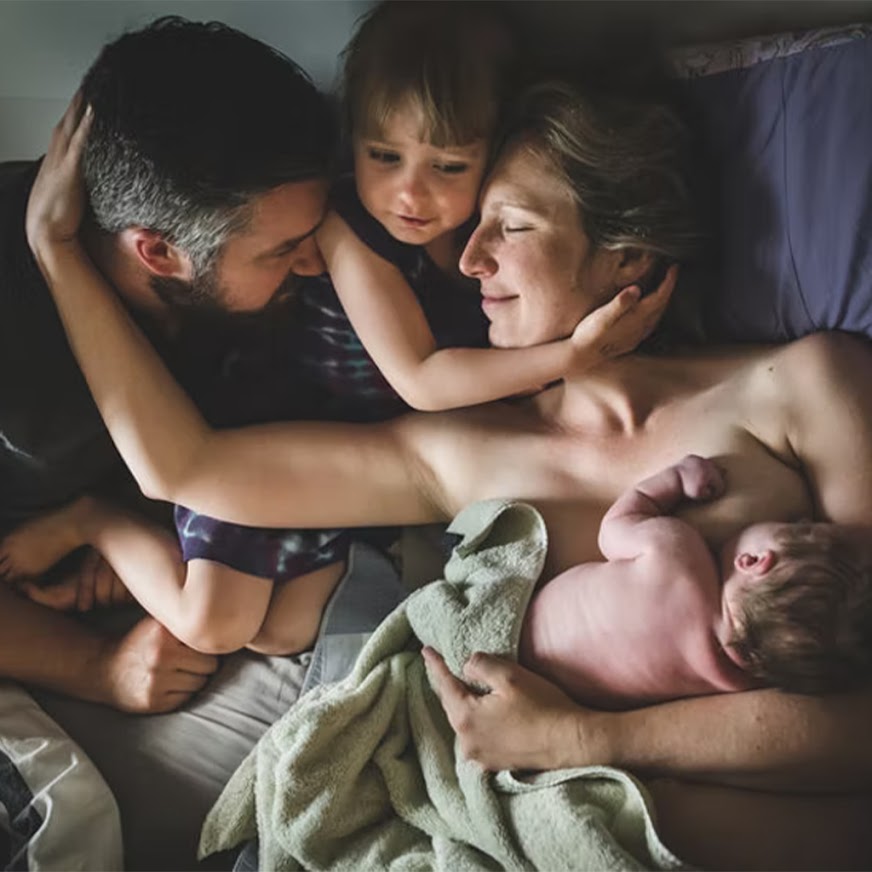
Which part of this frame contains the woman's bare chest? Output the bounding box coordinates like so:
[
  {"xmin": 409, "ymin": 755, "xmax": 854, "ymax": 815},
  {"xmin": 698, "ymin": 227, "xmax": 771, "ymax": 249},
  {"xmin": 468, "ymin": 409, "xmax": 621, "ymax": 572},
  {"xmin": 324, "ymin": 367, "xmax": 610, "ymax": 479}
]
[{"xmin": 467, "ymin": 404, "xmax": 812, "ymax": 577}]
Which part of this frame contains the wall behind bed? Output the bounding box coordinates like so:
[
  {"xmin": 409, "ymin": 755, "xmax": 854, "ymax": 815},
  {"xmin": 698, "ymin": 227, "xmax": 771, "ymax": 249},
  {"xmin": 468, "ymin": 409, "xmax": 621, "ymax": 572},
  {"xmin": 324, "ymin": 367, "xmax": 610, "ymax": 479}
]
[
  {"xmin": 0, "ymin": 0, "xmax": 372, "ymax": 161},
  {"xmin": 2, "ymin": 0, "xmax": 872, "ymax": 162}
]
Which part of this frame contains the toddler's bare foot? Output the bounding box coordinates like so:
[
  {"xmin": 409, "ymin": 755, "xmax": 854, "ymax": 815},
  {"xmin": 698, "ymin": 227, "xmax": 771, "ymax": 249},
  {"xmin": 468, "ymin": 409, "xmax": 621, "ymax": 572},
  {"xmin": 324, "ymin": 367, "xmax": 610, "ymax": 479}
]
[
  {"xmin": 0, "ymin": 495, "xmax": 99, "ymax": 582},
  {"xmin": 19, "ymin": 548, "xmax": 134, "ymax": 612}
]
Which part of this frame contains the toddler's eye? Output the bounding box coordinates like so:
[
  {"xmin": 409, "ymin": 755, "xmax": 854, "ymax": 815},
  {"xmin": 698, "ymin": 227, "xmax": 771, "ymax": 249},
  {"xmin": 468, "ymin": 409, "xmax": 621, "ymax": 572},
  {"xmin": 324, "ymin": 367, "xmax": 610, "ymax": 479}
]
[
  {"xmin": 368, "ymin": 148, "xmax": 399, "ymax": 165},
  {"xmin": 504, "ymin": 225, "xmax": 531, "ymax": 234},
  {"xmin": 435, "ymin": 162, "xmax": 469, "ymax": 175}
]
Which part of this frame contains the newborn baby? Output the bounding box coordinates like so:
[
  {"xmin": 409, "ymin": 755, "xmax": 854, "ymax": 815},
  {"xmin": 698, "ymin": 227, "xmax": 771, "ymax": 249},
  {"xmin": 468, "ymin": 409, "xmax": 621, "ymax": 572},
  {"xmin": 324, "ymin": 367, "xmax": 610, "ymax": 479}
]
[{"xmin": 520, "ymin": 455, "xmax": 872, "ymax": 709}]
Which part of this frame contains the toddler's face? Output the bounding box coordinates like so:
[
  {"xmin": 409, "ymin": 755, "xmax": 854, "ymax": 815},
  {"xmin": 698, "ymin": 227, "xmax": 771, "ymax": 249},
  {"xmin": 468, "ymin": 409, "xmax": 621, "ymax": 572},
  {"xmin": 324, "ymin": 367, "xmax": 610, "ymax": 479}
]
[{"xmin": 353, "ymin": 106, "xmax": 487, "ymax": 248}]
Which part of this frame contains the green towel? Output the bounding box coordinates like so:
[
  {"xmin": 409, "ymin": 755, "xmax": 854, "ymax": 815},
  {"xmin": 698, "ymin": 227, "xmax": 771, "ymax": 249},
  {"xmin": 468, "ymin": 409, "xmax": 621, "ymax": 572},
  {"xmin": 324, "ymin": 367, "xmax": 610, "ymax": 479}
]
[{"xmin": 199, "ymin": 499, "xmax": 685, "ymax": 871}]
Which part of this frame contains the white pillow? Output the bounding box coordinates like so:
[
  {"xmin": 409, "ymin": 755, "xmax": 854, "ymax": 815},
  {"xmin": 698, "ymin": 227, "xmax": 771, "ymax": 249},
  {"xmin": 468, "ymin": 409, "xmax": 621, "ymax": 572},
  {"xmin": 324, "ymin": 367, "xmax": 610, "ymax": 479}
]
[{"xmin": 0, "ymin": 682, "xmax": 122, "ymax": 871}]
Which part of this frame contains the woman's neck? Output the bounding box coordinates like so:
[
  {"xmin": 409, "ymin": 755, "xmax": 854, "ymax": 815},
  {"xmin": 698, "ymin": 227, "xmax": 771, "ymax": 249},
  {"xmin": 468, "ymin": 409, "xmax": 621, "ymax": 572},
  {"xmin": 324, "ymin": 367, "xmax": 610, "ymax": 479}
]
[{"xmin": 538, "ymin": 353, "xmax": 680, "ymax": 437}]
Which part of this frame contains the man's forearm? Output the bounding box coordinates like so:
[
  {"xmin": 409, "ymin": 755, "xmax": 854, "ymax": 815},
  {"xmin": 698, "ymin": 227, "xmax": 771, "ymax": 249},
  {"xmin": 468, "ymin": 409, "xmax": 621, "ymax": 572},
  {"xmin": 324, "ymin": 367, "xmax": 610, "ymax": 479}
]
[
  {"xmin": 0, "ymin": 584, "xmax": 110, "ymax": 703},
  {"xmin": 596, "ymin": 687, "xmax": 872, "ymax": 793}
]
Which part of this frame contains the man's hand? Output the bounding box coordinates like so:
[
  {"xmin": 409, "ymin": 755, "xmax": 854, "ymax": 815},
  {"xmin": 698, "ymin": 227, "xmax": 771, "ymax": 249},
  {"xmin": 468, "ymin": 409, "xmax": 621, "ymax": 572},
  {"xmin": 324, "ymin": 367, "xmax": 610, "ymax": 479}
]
[
  {"xmin": 94, "ymin": 616, "xmax": 219, "ymax": 714},
  {"xmin": 423, "ymin": 647, "xmax": 612, "ymax": 772}
]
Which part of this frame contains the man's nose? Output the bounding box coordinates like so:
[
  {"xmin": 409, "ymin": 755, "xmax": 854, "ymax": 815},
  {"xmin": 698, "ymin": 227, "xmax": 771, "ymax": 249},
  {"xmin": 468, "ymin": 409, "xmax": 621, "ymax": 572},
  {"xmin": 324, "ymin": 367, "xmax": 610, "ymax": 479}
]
[{"xmin": 290, "ymin": 236, "xmax": 326, "ymax": 276}]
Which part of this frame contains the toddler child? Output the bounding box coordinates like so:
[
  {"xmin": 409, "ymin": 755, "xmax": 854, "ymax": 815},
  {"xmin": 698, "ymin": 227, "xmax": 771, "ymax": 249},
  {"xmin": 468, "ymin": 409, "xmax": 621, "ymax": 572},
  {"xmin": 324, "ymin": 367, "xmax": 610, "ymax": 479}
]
[{"xmin": 520, "ymin": 454, "xmax": 872, "ymax": 709}]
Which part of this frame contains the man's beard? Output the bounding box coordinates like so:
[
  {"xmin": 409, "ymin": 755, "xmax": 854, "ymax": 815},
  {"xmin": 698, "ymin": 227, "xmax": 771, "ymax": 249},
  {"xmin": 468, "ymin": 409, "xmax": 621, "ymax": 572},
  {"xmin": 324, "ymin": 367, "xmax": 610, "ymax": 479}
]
[{"xmin": 149, "ymin": 265, "xmax": 302, "ymax": 331}]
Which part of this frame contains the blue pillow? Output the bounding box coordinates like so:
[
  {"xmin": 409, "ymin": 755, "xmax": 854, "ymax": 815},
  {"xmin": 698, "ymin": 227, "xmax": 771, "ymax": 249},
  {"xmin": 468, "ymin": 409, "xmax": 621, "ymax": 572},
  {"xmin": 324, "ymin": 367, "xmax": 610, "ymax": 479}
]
[{"xmin": 677, "ymin": 27, "xmax": 872, "ymax": 342}]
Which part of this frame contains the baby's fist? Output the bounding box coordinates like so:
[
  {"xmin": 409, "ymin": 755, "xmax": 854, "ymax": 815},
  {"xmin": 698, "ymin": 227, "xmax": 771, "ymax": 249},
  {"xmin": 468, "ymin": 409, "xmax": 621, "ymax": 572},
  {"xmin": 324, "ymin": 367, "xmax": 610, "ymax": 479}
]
[{"xmin": 675, "ymin": 454, "xmax": 725, "ymax": 502}]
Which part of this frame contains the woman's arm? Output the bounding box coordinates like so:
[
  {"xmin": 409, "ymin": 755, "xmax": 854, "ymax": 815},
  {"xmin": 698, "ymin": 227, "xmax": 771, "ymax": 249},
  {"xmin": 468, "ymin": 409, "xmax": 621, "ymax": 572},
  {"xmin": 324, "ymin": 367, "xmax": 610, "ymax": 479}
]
[
  {"xmin": 319, "ymin": 212, "xmax": 673, "ymax": 411},
  {"xmin": 26, "ymin": 98, "xmax": 443, "ymax": 530}
]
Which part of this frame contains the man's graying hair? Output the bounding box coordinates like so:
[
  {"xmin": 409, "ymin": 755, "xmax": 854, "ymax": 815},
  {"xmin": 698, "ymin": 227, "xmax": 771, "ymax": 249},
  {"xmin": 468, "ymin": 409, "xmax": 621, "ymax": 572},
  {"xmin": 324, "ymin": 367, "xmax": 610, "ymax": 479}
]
[
  {"xmin": 80, "ymin": 16, "xmax": 335, "ymax": 277},
  {"xmin": 499, "ymin": 80, "xmax": 701, "ymax": 263}
]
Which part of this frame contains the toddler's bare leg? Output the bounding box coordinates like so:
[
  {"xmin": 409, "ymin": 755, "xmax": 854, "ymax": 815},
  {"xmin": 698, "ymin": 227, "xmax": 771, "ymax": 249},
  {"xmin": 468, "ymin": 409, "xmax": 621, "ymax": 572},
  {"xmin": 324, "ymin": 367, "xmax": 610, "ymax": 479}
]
[
  {"xmin": 0, "ymin": 495, "xmax": 101, "ymax": 581},
  {"xmin": 248, "ymin": 559, "xmax": 346, "ymax": 656},
  {"xmin": 19, "ymin": 548, "xmax": 134, "ymax": 612}
]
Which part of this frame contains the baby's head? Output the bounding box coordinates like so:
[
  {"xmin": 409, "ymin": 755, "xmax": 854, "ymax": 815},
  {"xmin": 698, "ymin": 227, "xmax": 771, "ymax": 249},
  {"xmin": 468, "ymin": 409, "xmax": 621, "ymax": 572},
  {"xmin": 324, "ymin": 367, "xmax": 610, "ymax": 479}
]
[
  {"xmin": 721, "ymin": 521, "xmax": 872, "ymax": 694},
  {"xmin": 341, "ymin": 0, "xmax": 516, "ymax": 247}
]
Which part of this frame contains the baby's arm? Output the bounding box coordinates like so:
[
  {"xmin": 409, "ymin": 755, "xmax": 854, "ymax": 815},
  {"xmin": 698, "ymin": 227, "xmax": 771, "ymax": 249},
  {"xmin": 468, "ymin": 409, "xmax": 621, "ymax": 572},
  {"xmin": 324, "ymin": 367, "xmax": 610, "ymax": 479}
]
[
  {"xmin": 598, "ymin": 454, "xmax": 724, "ymax": 560},
  {"xmin": 319, "ymin": 213, "xmax": 675, "ymax": 411}
]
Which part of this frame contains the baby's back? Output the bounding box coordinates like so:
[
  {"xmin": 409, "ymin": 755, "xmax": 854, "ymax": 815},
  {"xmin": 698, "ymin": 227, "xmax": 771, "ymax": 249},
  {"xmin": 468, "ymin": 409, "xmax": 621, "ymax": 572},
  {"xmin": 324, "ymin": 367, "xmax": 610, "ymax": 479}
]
[{"xmin": 519, "ymin": 537, "xmax": 751, "ymax": 709}]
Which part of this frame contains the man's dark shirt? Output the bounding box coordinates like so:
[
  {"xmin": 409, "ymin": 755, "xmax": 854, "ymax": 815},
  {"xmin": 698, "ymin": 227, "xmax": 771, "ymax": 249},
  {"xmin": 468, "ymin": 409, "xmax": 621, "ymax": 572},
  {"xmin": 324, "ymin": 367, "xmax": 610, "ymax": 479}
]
[
  {"xmin": 0, "ymin": 161, "xmax": 122, "ymax": 529},
  {"xmin": 0, "ymin": 162, "xmax": 291, "ymax": 532}
]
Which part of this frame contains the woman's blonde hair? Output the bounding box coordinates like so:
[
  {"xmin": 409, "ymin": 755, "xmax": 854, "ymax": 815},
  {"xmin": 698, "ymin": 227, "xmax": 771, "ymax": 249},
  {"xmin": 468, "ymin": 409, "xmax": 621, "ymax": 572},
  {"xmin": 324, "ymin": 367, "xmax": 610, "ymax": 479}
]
[
  {"xmin": 498, "ymin": 80, "xmax": 702, "ymax": 263},
  {"xmin": 341, "ymin": 0, "xmax": 516, "ymax": 148}
]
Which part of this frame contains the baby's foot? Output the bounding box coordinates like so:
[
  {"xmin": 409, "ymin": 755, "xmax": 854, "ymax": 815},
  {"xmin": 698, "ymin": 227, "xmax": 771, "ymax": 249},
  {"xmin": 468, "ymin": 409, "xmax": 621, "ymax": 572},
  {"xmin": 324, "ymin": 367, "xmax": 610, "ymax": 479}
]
[
  {"xmin": 0, "ymin": 496, "xmax": 97, "ymax": 582},
  {"xmin": 675, "ymin": 454, "xmax": 726, "ymax": 502}
]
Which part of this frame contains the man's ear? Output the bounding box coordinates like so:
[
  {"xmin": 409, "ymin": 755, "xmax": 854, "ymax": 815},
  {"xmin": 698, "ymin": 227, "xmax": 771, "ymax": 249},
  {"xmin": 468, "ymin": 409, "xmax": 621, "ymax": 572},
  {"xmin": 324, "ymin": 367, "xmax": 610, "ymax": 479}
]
[{"xmin": 126, "ymin": 228, "xmax": 193, "ymax": 281}]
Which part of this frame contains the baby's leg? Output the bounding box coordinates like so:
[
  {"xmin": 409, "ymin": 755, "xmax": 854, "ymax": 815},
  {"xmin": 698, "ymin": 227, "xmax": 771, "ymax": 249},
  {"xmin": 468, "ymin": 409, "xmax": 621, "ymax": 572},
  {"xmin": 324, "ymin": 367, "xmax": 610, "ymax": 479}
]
[
  {"xmin": 248, "ymin": 560, "xmax": 346, "ymax": 656},
  {"xmin": 0, "ymin": 495, "xmax": 98, "ymax": 581}
]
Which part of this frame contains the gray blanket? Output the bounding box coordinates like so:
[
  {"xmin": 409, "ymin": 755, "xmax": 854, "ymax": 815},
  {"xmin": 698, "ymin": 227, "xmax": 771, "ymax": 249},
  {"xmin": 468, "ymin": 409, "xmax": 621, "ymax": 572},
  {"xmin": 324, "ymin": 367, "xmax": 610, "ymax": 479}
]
[{"xmin": 200, "ymin": 499, "xmax": 684, "ymax": 871}]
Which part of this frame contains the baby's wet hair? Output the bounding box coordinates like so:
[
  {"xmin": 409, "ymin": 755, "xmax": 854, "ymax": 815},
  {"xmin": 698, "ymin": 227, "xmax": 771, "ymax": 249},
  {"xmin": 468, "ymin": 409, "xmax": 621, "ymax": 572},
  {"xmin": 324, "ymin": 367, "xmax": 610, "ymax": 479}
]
[{"xmin": 730, "ymin": 523, "xmax": 872, "ymax": 694}]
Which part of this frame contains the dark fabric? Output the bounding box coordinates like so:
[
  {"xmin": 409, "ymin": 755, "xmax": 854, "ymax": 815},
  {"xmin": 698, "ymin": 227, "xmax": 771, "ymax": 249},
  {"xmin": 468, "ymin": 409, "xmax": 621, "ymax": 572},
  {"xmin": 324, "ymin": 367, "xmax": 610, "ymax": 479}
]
[
  {"xmin": 0, "ymin": 748, "xmax": 42, "ymax": 871},
  {"xmin": 291, "ymin": 174, "xmax": 488, "ymax": 422},
  {"xmin": 175, "ymin": 505, "xmax": 350, "ymax": 582},
  {"xmin": 179, "ymin": 175, "xmax": 489, "ymax": 579},
  {"xmin": 682, "ymin": 34, "xmax": 872, "ymax": 342},
  {"xmin": 0, "ymin": 161, "xmax": 123, "ymax": 528}
]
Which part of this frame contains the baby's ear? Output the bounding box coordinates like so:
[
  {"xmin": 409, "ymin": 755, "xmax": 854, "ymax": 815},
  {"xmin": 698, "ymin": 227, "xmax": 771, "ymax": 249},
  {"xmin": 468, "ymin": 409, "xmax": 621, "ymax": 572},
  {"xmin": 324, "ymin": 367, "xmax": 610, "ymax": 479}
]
[{"xmin": 735, "ymin": 549, "xmax": 777, "ymax": 577}]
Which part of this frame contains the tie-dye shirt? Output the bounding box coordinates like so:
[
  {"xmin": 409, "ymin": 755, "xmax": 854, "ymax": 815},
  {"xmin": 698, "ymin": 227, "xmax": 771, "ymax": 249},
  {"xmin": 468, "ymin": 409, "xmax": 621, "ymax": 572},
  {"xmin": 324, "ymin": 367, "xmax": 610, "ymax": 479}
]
[{"xmin": 174, "ymin": 176, "xmax": 488, "ymax": 580}]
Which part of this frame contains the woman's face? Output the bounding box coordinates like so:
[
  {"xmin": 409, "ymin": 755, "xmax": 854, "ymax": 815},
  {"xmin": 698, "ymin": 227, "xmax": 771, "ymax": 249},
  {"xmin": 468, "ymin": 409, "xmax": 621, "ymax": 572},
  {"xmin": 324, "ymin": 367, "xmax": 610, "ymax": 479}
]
[{"xmin": 459, "ymin": 143, "xmax": 620, "ymax": 349}]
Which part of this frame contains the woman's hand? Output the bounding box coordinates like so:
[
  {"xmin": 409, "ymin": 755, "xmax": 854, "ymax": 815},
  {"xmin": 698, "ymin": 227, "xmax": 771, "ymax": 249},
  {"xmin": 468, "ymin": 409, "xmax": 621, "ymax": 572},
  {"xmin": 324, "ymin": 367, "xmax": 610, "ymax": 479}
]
[
  {"xmin": 569, "ymin": 264, "xmax": 678, "ymax": 365},
  {"xmin": 423, "ymin": 647, "xmax": 614, "ymax": 772},
  {"xmin": 26, "ymin": 91, "xmax": 93, "ymax": 254}
]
